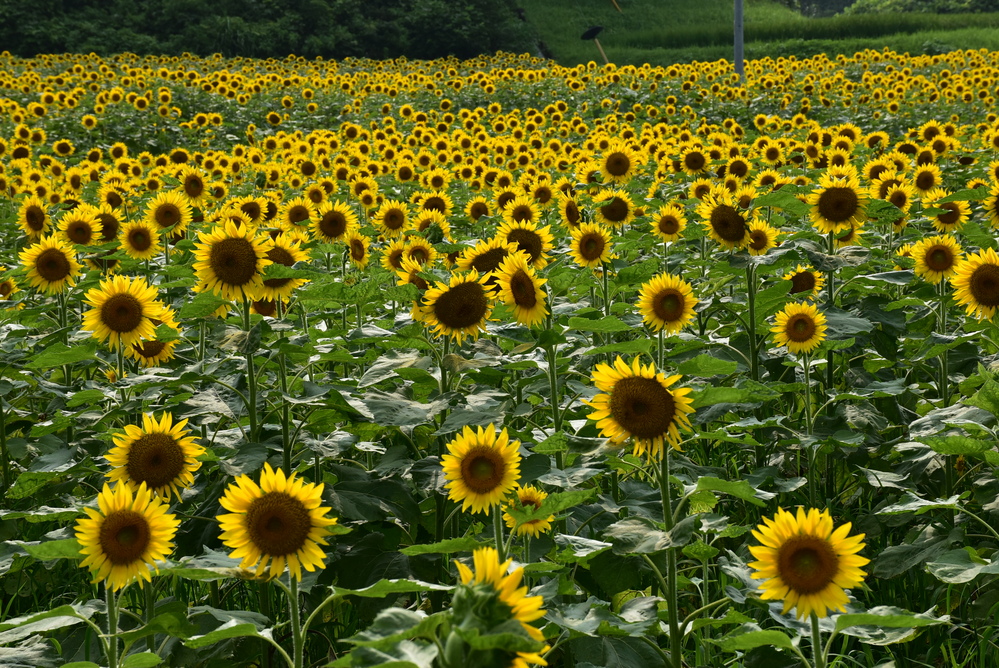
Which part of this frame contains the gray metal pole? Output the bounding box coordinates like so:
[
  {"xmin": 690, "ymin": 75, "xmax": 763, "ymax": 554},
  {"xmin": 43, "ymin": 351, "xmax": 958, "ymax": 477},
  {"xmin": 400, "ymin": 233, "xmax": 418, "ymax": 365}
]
[{"xmin": 734, "ymin": 0, "xmax": 745, "ymax": 82}]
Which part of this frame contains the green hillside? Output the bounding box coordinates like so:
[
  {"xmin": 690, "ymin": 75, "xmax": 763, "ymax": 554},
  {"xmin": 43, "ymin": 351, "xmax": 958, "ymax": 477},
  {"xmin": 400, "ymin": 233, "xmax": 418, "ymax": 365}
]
[{"xmin": 519, "ymin": 0, "xmax": 999, "ymax": 65}]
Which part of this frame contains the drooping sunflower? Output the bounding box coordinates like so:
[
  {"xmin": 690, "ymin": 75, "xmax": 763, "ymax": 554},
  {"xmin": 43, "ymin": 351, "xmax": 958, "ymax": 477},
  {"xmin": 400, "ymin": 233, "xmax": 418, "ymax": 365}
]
[
  {"xmin": 82, "ymin": 275, "xmax": 161, "ymax": 350},
  {"xmin": 76, "ymin": 482, "xmax": 179, "ymax": 591},
  {"xmin": 783, "ymin": 265, "xmax": 825, "ymax": 301},
  {"xmin": 746, "ymin": 219, "xmax": 779, "ymax": 256},
  {"xmin": 912, "ymin": 234, "xmax": 962, "ymax": 284},
  {"xmin": 593, "ymin": 189, "xmax": 636, "ymax": 228},
  {"xmin": 650, "ymin": 203, "xmax": 687, "ymax": 242},
  {"xmin": 18, "ymin": 195, "xmax": 50, "ymax": 238},
  {"xmin": 807, "ymin": 172, "xmax": 868, "ymax": 235},
  {"xmin": 495, "ymin": 220, "xmax": 554, "ymax": 269},
  {"xmin": 503, "ymin": 486, "xmax": 555, "ymax": 538},
  {"xmin": 145, "ymin": 190, "xmax": 192, "ymax": 234},
  {"xmin": 569, "ymin": 222, "xmax": 614, "ymax": 269},
  {"xmin": 749, "ymin": 507, "xmax": 868, "ymax": 619},
  {"xmin": 218, "ymin": 463, "xmax": 337, "ymax": 581},
  {"xmin": 373, "ymin": 200, "xmax": 409, "ymax": 238},
  {"xmin": 697, "ymin": 192, "xmax": 749, "ymax": 249},
  {"xmin": 771, "ymin": 302, "xmax": 828, "ymax": 355},
  {"xmin": 585, "ymin": 356, "xmax": 695, "ymax": 458},
  {"xmin": 19, "ymin": 235, "xmax": 83, "ymax": 294},
  {"xmin": 312, "ymin": 200, "xmax": 357, "ymax": 243},
  {"xmin": 260, "ymin": 235, "xmax": 309, "ymax": 301},
  {"xmin": 193, "ymin": 221, "xmax": 273, "ymax": 301},
  {"xmin": 451, "ymin": 547, "xmax": 548, "ymax": 667},
  {"xmin": 118, "ymin": 220, "xmax": 161, "ymax": 261},
  {"xmin": 636, "ymin": 273, "xmax": 698, "ymax": 334},
  {"xmin": 493, "ymin": 251, "xmax": 548, "ymax": 328},
  {"xmin": 106, "ymin": 412, "xmax": 203, "ymax": 500},
  {"xmin": 126, "ymin": 338, "xmax": 178, "ymax": 368},
  {"xmin": 952, "ymin": 247, "xmax": 999, "ymax": 320},
  {"xmin": 419, "ymin": 271, "xmax": 493, "ymax": 344},
  {"xmin": 441, "ymin": 424, "xmax": 522, "ymax": 514}
]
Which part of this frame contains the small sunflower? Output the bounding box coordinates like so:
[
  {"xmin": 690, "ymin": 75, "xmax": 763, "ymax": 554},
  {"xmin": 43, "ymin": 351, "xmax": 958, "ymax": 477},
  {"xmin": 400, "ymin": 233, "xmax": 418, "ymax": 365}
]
[
  {"xmin": 746, "ymin": 219, "xmax": 779, "ymax": 256},
  {"xmin": 76, "ymin": 482, "xmax": 179, "ymax": 591},
  {"xmin": 569, "ymin": 222, "xmax": 614, "ymax": 269},
  {"xmin": 18, "ymin": 195, "xmax": 50, "ymax": 238},
  {"xmin": 698, "ymin": 192, "xmax": 749, "ymax": 249},
  {"xmin": 19, "ymin": 235, "xmax": 83, "ymax": 294},
  {"xmin": 312, "ymin": 200, "xmax": 357, "ymax": 243},
  {"xmin": 126, "ymin": 338, "xmax": 178, "ymax": 368},
  {"xmin": 585, "ymin": 356, "xmax": 694, "ymax": 458},
  {"xmin": 82, "ymin": 275, "xmax": 161, "ymax": 350},
  {"xmin": 912, "ymin": 234, "xmax": 962, "ymax": 284},
  {"xmin": 749, "ymin": 507, "xmax": 868, "ymax": 619},
  {"xmin": 953, "ymin": 247, "xmax": 999, "ymax": 320},
  {"xmin": 556, "ymin": 193, "xmax": 582, "ymax": 228},
  {"xmin": 119, "ymin": 220, "xmax": 161, "ymax": 261},
  {"xmin": 924, "ymin": 188, "xmax": 970, "ymax": 234},
  {"xmin": 193, "ymin": 221, "xmax": 273, "ymax": 301},
  {"xmin": 373, "ymin": 200, "xmax": 409, "ymax": 238},
  {"xmin": 218, "ymin": 463, "xmax": 337, "ymax": 581},
  {"xmin": 441, "ymin": 424, "xmax": 522, "ymax": 514},
  {"xmin": 493, "ymin": 252, "xmax": 548, "ymax": 328},
  {"xmin": 59, "ymin": 206, "xmax": 99, "ymax": 246},
  {"xmin": 650, "ymin": 203, "xmax": 687, "ymax": 242},
  {"xmin": 410, "ymin": 209, "xmax": 452, "ymax": 243},
  {"xmin": 260, "ymin": 235, "xmax": 309, "ymax": 301},
  {"xmin": 279, "ymin": 196, "xmax": 317, "ymax": 229},
  {"xmin": 783, "ymin": 265, "xmax": 825, "ymax": 301},
  {"xmin": 593, "ymin": 189, "xmax": 636, "ymax": 228},
  {"xmin": 145, "ymin": 190, "xmax": 192, "ymax": 234},
  {"xmin": 599, "ymin": 141, "xmax": 641, "ymax": 184},
  {"xmin": 912, "ymin": 163, "xmax": 942, "ymax": 194},
  {"xmin": 495, "ymin": 220, "xmax": 553, "ymax": 270},
  {"xmin": 502, "ymin": 194, "xmax": 542, "ymax": 227},
  {"xmin": 345, "ymin": 230, "xmax": 371, "ymax": 269},
  {"xmin": 636, "ymin": 273, "xmax": 698, "ymax": 334},
  {"xmin": 419, "ymin": 271, "xmax": 493, "ymax": 344},
  {"xmin": 403, "ymin": 238, "xmax": 437, "ymax": 267},
  {"xmin": 106, "ymin": 413, "xmax": 203, "ymax": 500},
  {"xmin": 176, "ymin": 165, "xmax": 207, "ymax": 206},
  {"xmin": 457, "ymin": 238, "xmax": 518, "ymax": 278},
  {"xmin": 503, "ymin": 486, "xmax": 555, "ymax": 538},
  {"xmin": 465, "ymin": 196, "xmax": 492, "ymax": 222},
  {"xmin": 807, "ymin": 172, "xmax": 868, "ymax": 235},
  {"xmin": 771, "ymin": 302, "xmax": 828, "ymax": 355}
]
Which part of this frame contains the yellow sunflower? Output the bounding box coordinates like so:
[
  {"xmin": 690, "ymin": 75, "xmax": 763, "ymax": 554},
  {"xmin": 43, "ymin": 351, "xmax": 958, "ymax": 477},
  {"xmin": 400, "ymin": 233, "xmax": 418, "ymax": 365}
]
[
  {"xmin": 569, "ymin": 222, "xmax": 614, "ymax": 269},
  {"xmin": 441, "ymin": 424, "xmax": 522, "ymax": 514},
  {"xmin": 279, "ymin": 196, "xmax": 317, "ymax": 229},
  {"xmin": 19, "ymin": 235, "xmax": 83, "ymax": 294},
  {"xmin": 373, "ymin": 200, "xmax": 409, "ymax": 238},
  {"xmin": 503, "ymin": 486, "xmax": 555, "ymax": 538},
  {"xmin": 807, "ymin": 172, "xmax": 868, "ymax": 235},
  {"xmin": 126, "ymin": 338, "xmax": 178, "ymax": 368},
  {"xmin": 106, "ymin": 412, "xmax": 204, "ymax": 500},
  {"xmin": 218, "ymin": 463, "xmax": 337, "ymax": 581},
  {"xmin": 749, "ymin": 507, "xmax": 868, "ymax": 619},
  {"xmin": 18, "ymin": 195, "xmax": 50, "ymax": 238},
  {"xmin": 410, "ymin": 209, "xmax": 452, "ymax": 243},
  {"xmin": 924, "ymin": 188, "xmax": 970, "ymax": 234},
  {"xmin": 556, "ymin": 193, "xmax": 582, "ymax": 228},
  {"xmin": 59, "ymin": 206, "xmax": 99, "ymax": 246},
  {"xmin": 312, "ymin": 200, "xmax": 357, "ymax": 243},
  {"xmin": 345, "ymin": 230, "xmax": 371, "ymax": 269},
  {"xmin": 697, "ymin": 192, "xmax": 749, "ymax": 249},
  {"xmin": 771, "ymin": 302, "xmax": 828, "ymax": 355},
  {"xmin": 193, "ymin": 220, "xmax": 273, "ymax": 301},
  {"xmin": 145, "ymin": 190, "xmax": 192, "ymax": 234},
  {"xmin": 585, "ymin": 356, "xmax": 694, "ymax": 458},
  {"xmin": 650, "ymin": 203, "xmax": 687, "ymax": 242},
  {"xmin": 952, "ymin": 247, "xmax": 999, "ymax": 320},
  {"xmin": 118, "ymin": 220, "xmax": 161, "ymax": 261},
  {"xmin": 593, "ymin": 189, "xmax": 636, "ymax": 228},
  {"xmin": 419, "ymin": 271, "xmax": 493, "ymax": 344},
  {"xmin": 82, "ymin": 275, "xmax": 161, "ymax": 350},
  {"xmin": 176, "ymin": 165, "xmax": 208, "ymax": 207},
  {"xmin": 76, "ymin": 482, "xmax": 179, "ymax": 591},
  {"xmin": 783, "ymin": 265, "xmax": 825, "ymax": 301},
  {"xmin": 912, "ymin": 234, "xmax": 962, "ymax": 284},
  {"xmin": 502, "ymin": 194, "xmax": 542, "ymax": 227},
  {"xmin": 636, "ymin": 273, "xmax": 698, "ymax": 334},
  {"xmin": 260, "ymin": 235, "xmax": 309, "ymax": 301},
  {"xmin": 457, "ymin": 238, "xmax": 519, "ymax": 280},
  {"xmin": 746, "ymin": 219, "xmax": 779, "ymax": 256},
  {"xmin": 493, "ymin": 251, "xmax": 548, "ymax": 328},
  {"xmin": 599, "ymin": 140, "xmax": 641, "ymax": 184},
  {"xmin": 495, "ymin": 220, "xmax": 554, "ymax": 270}
]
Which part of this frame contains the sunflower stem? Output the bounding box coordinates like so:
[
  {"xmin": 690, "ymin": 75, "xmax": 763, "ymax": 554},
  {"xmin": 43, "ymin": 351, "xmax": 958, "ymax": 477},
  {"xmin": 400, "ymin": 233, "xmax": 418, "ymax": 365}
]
[
  {"xmin": 279, "ymin": 345, "xmax": 292, "ymax": 475},
  {"xmin": 803, "ymin": 353, "xmax": 817, "ymax": 507},
  {"xmin": 746, "ymin": 264, "xmax": 759, "ymax": 382},
  {"xmin": 242, "ymin": 298, "xmax": 258, "ymax": 441},
  {"xmin": 439, "ymin": 337, "xmax": 451, "ymax": 396},
  {"xmin": 493, "ymin": 508, "xmax": 506, "ymax": 563},
  {"xmin": 289, "ymin": 577, "xmax": 304, "ymax": 668},
  {"xmin": 825, "ymin": 232, "xmax": 835, "ymax": 397},
  {"xmin": 601, "ymin": 261, "xmax": 611, "ymax": 319},
  {"xmin": 811, "ymin": 612, "xmax": 826, "ymax": 668},
  {"xmin": 144, "ymin": 583, "xmax": 156, "ymax": 653},
  {"xmin": 656, "ymin": 451, "xmax": 682, "ymax": 668},
  {"xmin": 543, "ymin": 342, "xmax": 563, "ymax": 469},
  {"xmin": 106, "ymin": 584, "xmax": 119, "ymax": 668}
]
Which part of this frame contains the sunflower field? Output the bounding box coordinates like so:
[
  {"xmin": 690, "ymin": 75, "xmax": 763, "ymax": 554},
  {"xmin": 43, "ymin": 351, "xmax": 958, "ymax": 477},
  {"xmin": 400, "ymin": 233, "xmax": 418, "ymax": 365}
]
[{"xmin": 1, "ymin": 46, "xmax": 999, "ymax": 668}]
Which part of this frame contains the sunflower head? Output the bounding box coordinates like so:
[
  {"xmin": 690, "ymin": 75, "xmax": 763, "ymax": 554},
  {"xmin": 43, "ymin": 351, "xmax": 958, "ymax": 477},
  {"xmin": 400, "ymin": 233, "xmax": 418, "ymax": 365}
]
[
  {"xmin": 783, "ymin": 265, "xmax": 824, "ymax": 301},
  {"xmin": 749, "ymin": 507, "xmax": 868, "ymax": 619},
  {"xmin": 806, "ymin": 172, "xmax": 868, "ymax": 235},
  {"xmin": 912, "ymin": 234, "xmax": 962, "ymax": 284},
  {"xmin": 953, "ymin": 247, "xmax": 999, "ymax": 320},
  {"xmin": 82, "ymin": 275, "xmax": 162, "ymax": 351},
  {"xmin": 441, "ymin": 424, "xmax": 522, "ymax": 515},
  {"xmin": 697, "ymin": 193, "xmax": 748, "ymax": 249},
  {"xmin": 419, "ymin": 271, "xmax": 493, "ymax": 345},
  {"xmin": 503, "ymin": 486, "xmax": 554, "ymax": 538},
  {"xmin": 106, "ymin": 413, "xmax": 204, "ymax": 500},
  {"xmin": 19, "ymin": 235, "xmax": 84, "ymax": 295},
  {"xmin": 771, "ymin": 302, "xmax": 828, "ymax": 355},
  {"xmin": 651, "ymin": 203, "xmax": 687, "ymax": 242},
  {"xmin": 636, "ymin": 273, "xmax": 698, "ymax": 334},
  {"xmin": 193, "ymin": 220, "xmax": 273, "ymax": 301},
  {"xmin": 493, "ymin": 251, "xmax": 548, "ymax": 328},
  {"xmin": 569, "ymin": 222, "xmax": 614, "ymax": 269}
]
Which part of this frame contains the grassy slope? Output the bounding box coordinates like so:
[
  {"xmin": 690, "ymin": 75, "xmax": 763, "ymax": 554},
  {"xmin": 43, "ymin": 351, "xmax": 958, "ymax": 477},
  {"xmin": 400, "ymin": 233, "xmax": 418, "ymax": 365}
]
[{"xmin": 519, "ymin": 0, "xmax": 999, "ymax": 65}]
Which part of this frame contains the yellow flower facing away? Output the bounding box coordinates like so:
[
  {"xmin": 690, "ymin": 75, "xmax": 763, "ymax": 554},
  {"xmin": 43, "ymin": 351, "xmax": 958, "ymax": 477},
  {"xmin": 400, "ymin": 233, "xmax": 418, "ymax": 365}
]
[
  {"xmin": 771, "ymin": 302, "xmax": 828, "ymax": 355},
  {"xmin": 441, "ymin": 424, "xmax": 522, "ymax": 515},
  {"xmin": 749, "ymin": 507, "xmax": 868, "ymax": 619}
]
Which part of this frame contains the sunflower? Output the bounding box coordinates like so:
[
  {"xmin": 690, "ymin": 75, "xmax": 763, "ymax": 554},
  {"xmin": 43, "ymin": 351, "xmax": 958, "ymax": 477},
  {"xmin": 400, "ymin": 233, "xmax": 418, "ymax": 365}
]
[
  {"xmin": 585, "ymin": 356, "xmax": 695, "ymax": 458},
  {"xmin": 503, "ymin": 486, "xmax": 554, "ymax": 538},
  {"xmin": 924, "ymin": 189, "xmax": 970, "ymax": 234},
  {"xmin": 18, "ymin": 195, "xmax": 50, "ymax": 238},
  {"xmin": 417, "ymin": 189, "xmax": 454, "ymax": 217},
  {"xmin": 312, "ymin": 200, "xmax": 357, "ymax": 243},
  {"xmin": 76, "ymin": 482, "xmax": 179, "ymax": 591},
  {"xmin": 403, "ymin": 238, "xmax": 438, "ymax": 267},
  {"xmin": 94, "ymin": 204, "xmax": 123, "ymax": 243},
  {"xmin": 145, "ymin": 190, "xmax": 192, "ymax": 234},
  {"xmin": 218, "ymin": 463, "xmax": 337, "ymax": 580},
  {"xmin": 495, "ymin": 220, "xmax": 553, "ymax": 270},
  {"xmin": 395, "ymin": 256, "xmax": 431, "ymax": 292},
  {"xmin": 569, "ymin": 222, "xmax": 614, "ymax": 269},
  {"xmin": 465, "ymin": 196, "xmax": 492, "ymax": 222},
  {"xmin": 556, "ymin": 193, "xmax": 582, "ymax": 228},
  {"xmin": 746, "ymin": 219, "xmax": 779, "ymax": 256},
  {"xmin": 373, "ymin": 200, "xmax": 409, "ymax": 238},
  {"xmin": 984, "ymin": 184, "xmax": 999, "ymax": 230},
  {"xmin": 912, "ymin": 234, "xmax": 962, "ymax": 284},
  {"xmin": 636, "ymin": 273, "xmax": 698, "ymax": 334},
  {"xmin": 193, "ymin": 220, "xmax": 273, "ymax": 301},
  {"xmin": 599, "ymin": 141, "xmax": 640, "ymax": 184},
  {"xmin": 679, "ymin": 145, "xmax": 709, "ymax": 175},
  {"xmin": 419, "ymin": 271, "xmax": 493, "ymax": 344},
  {"xmin": 502, "ymin": 194, "xmax": 542, "ymax": 227},
  {"xmin": 912, "ymin": 163, "xmax": 942, "ymax": 194},
  {"xmin": 457, "ymin": 237, "xmax": 517, "ymax": 276},
  {"xmin": 493, "ymin": 252, "xmax": 548, "ymax": 327},
  {"xmin": 593, "ymin": 189, "xmax": 636, "ymax": 228},
  {"xmin": 176, "ymin": 165, "xmax": 207, "ymax": 207},
  {"xmin": 279, "ymin": 196, "xmax": 317, "ymax": 229},
  {"xmin": 59, "ymin": 206, "xmax": 100, "ymax": 246},
  {"xmin": 119, "ymin": 220, "xmax": 161, "ymax": 261},
  {"xmin": 126, "ymin": 338, "xmax": 178, "ymax": 368},
  {"xmin": 749, "ymin": 507, "xmax": 868, "ymax": 619},
  {"xmin": 106, "ymin": 413, "xmax": 203, "ymax": 500},
  {"xmin": 19, "ymin": 235, "xmax": 83, "ymax": 294},
  {"xmin": 410, "ymin": 210, "xmax": 452, "ymax": 243},
  {"xmin": 451, "ymin": 546, "xmax": 548, "ymax": 667},
  {"xmin": 697, "ymin": 193, "xmax": 749, "ymax": 249},
  {"xmin": 260, "ymin": 235, "xmax": 309, "ymax": 301},
  {"xmin": 807, "ymin": 172, "xmax": 868, "ymax": 235},
  {"xmin": 82, "ymin": 275, "xmax": 161, "ymax": 350},
  {"xmin": 952, "ymin": 247, "xmax": 999, "ymax": 320},
  {"xmin": 651, "ymin": 203, "xmax": 687, "ymax": 242},
  {"xmin": 441, "ymin": 424, "xmax": 521, "ymax": 514},
  {"xmin": 783, "ymin": 265, "xmax": 824, "ymax": 301},
  {"xmin": 0, "ymin": 275, "xmax": 19, "ymax": 302},
  {"xmin": 345, "ymin": 230, "xmax": 371, "ymax": 269},
  {"xmin": 771, "ymin": 302, "xmax": 828, "ymax": 355}
]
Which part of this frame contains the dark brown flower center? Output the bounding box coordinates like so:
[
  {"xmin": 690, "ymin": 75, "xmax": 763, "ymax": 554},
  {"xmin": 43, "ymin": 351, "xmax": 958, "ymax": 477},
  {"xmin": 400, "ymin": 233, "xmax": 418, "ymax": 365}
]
[
  {"xmin": 184, "ymin": 175, "xmax": 203, "ymax": 199},
  {"xmin": 97, "ymin": 213, "xmax": 119, "ymax": 241},
  {"xmin": 915, "ymin": 170, "xmax": 937, "ymax": 191},
  {"xmin": 658, "ymin": 216, "xmax": 680, "ymax": 235},
  {"xmin": 469, "ymin": 202, "xmax": 489, "ymax": 220},
  {"xmin": 125, "ymin": 432, "xmax": 186, "ymax": 489},
  {"xmin": 264, "ymin": 247, "xmax": 295, "ymax": 288},
  {"xmin": 789, "ymin": 272, "xmax": 816, "ymax": 294},
  {"xmin": 776, "ymin": 535, "xmax": 839, "ymax": 595},
  {"xmin": 434, "ymin": 281, "xmax": 488, "ymax": 330},
  {"xmin": 935, "ymin": 203, "xmax": 960, "ymax": 227},
  {"xmin": 154, "ymin": 203, "xmax": 181, "ymax": 228},
  {"xmin": 925, "ymin": 246, "xmax": 954, "ymax": 272},
  {"xmin": 605, "ymin": 151, "xmax": 631, "ymax": 177},
  {"xmin": 318, "ymin": 210, "xmax": 348, "ymax": 240},
  {"xmin": 653, "ymin": 290, "xmax": 684, "ymax": 323},
  {"xmin": 382, "ymin": 208, "xmax": 406, "ymax": 230},
  {"xmin": 600, "ymin": 197, "xmax": 630, "ymax": 223},
  {"xmin": 506, "ymin": 228, "xmax": 543, "ymax": 264},
  {"xmin": 471, "ymin": 248, "xmax": 509, "ymax": 273},
  {"xmin": 99, "ymin": 509, "xmax": 151, "ymax": 565},
  {"xmin": 608, "ymin": 376, "xmax": 676, "ymax": 440},
  {"xmin": 970, "ymin": 262, "xmax": 999, "ymax": 307},
  {"xmin": 245, "ymin": 491, "xmax": 312, "ymax": 556},
  {"xmin": 128, "ymin": 227, "xmax": 152, "ymax": 252},
  {"xmin": 25, "ymin": 205, "xmax": 46, "ymax": 230},
  {"xmin": 510, "ymin": 204, "xmax": 534, "ymax": 223},
  {"xmin": 67, "ymin": 221, "xmax": 93, "ymax": 244},
  {"xmin": 710, "ymin": 204, "xmax": 747, "ymax": 242},
  {"xmin": 423, "ymin": 196, "xmax": 446, "ymax": 213},
  {"xmin": 101, "ymin": 293, "xmax": 144, "ymax": 333},
  {"xmin": 35, "ymin": 248, "xmax": 71, "ymax": 282},
  {"xmin": 817, "ymin": 186, "xmax": 859, "ymax": 223},
  {"xmin": 683, "ymin": 151, "xmax": 706, "ymax": 172},
  {"xmin": 749, "ymin": 229, "xmax": 769, "ymax": 250},
  {"xmin": 579, "ymin": 232, "xmax": 605, "ymax": 261},
  {"xmin": 286, "ymin": 205, "xmax": 310, "ymax": 224},
  {"xmin": 508, "ymin": 270, "xmax": 537, "ymax": 309},
  {"xmin": 459, "ymin": 446, "xmax": 506, "ymax": 494},
  {"xmin": 786, "ymin": 314, "xmax": 817, "ymax": 342},
  {"xmin": 563, "ymin": 200, "xmax": 580, "ymax": 226},
  {"xmin": 209, "ymin": 237, "xmax": 259, "ymax": 287},
  {"xmin": 134, "ymin": 340, "xmax": 167, "ymax": 359}
]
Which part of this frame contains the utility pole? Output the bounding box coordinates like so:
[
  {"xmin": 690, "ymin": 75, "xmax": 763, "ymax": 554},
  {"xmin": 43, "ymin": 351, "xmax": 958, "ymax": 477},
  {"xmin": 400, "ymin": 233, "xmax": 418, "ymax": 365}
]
[{"xmin": 734, "ymin": 0, "xmax": 745, "ymax": 81}]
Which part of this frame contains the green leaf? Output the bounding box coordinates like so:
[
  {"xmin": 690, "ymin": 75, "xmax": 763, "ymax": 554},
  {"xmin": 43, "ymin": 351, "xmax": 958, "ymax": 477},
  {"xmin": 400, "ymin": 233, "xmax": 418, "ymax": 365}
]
[
  {"xmin": 24, "ymin": 538, "xmax": 81, "ymax": 561},
  {"xmin": 185, "ymin": 622, "xmax": 266, "ymax": 649},
  {"xmin": 694, "ymin": 476, "xmax": 767, "ymax": 506},
  {"xmin": 878, "ymin": 493, "xmax": 961, "ymax": 515},
  {"xmin": 966, "ymin": 379, "xmax": 999, "ymax": 417},
  {"xmin": 919, "ymin": 434, "xmax": 993, "ymax": 458},
  {"xmin": 347, "ymin": 609, "xmax": 447, "ymax": 648},
  {"xmin": 754, "ymin": 188, "xmax": 810, "ymax": 217},
  {"xmin": 26, "ymin": 340, "xmax": 98, "ymax": 369},
  {"xmin": 67, "ymin": 388, "xmax": 106, "ymax": 408},
  {"xmin": 712, "ymin": 628, "xmax": 794, "ymax": 651},
  {"xmin": 62, "ymin": 663, "xmax": 101, "ymax": 668},
  {"xmin": 676, "ymin": 355, "xmax": 738, "ymax": 377},
  {"xmin": 328, "ymin": 640, "xmax": 437, "ymax": 667},
  {"xmin": 586, "ymin": 339, "xmax": 657, "ymax": 356},
  {"xmin": 154, "ymin": 324, "xmax": 180, "ymax": 342},
  {"xmin": 834, "ymin": 608, "xmax": 947, "ymax": 633},
  {"xmin": 503, "ymin": 488, "xmax": 596, "ymax": 524},
  {"xmin": 546, "ymin": 597, "xmax": 659, "ymax": 637},
  {"xmin": 534, "ymin": 432, "xmax": 568, "ymax": 455},
  {"xmin": 399, "ymin": 538, "xmax": 489, "ymax": 556},
  {"xmin": 122, "ymin": 652, "xmax": 163, "ymax": 668},
  {"xmin": 926, "ymin": 548, "xmax": 999, "ymax": 584},
  {"xmin": 936, "ymin": 186, "xmax": 989, "ymax": 203},
  {"xmin": 455, "ymin": 620, "xmax": 544, "ymax": 652},
  {"xmin": 567, "ymin": 315, "xmax": 631, "ymax": 333},
  {"xmin": 120, "ymin": 605, "xmax": 197, "ymax": 643},
  {"xmin": 334, "ymin": 579, "xmax": 452, "ymax": 598},
  {"xmin": 0, "ymin": 614, "xmax": 87, "ymax": 645},
  {"xmin": 690, "ymin": 383, "xmax": 778, "ymax": 409},
  {"xmin": 177, "ymin": 291, "xmax": 229, "ymax": 319},
  {"xmin": 754, "ymin": 280, "xmax": 793, "ymax": 320},
  {"xmin": 861, "ymin": 270, "xmax": 913, "ymax": 285}
]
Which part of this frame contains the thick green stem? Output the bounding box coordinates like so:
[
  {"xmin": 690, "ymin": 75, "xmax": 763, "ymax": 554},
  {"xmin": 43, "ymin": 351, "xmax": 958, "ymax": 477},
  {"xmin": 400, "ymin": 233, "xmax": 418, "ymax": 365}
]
[
  {"xmin": 439, "ymin": 337, "xmax": 451, "ymax": 396},
  {"xmin": 803, "ymin": 353, "xmax": 817, "ymax": 507},
  {"xmin": 144, "ymin": 584, "xmax": 156, "ymax": 652},
  {"xmin": 601, "ymin": 262, "xmax": 611, "ymax": 318},
  {"xmin": 544, "ymin": 342, "xmax": 563, "ymax": 469},
  {"xmin": 106, "ymin": 585, "xmax": 119, "ymax": 668},
  {"xmin": 493, "ymin": 509, "xmax": 506, "ymax": 562},
  {"xmin": 242, "ymin": 298, "xmax": 258, "ymax": 441},
  {"xmin": 290, "ymin": 578, "xmax": 304, "ymax": 668},
  {"xmin": 825, "ymin": 232, "xmax": 835, "ymax": 395},
  {"xmin": 657, "ymin": 453, "xmax": 681, "ymax": 668},
  {"xmin": 746, "ymin": 265, "xmax": 759, "ymax": 381},
  {"xmin": 811, "ymin": 612, "xmax": 825, "ymax": 668},
  {"xmin": 279, "ymin": 349, "xmax": 292, "ymax": 475}
]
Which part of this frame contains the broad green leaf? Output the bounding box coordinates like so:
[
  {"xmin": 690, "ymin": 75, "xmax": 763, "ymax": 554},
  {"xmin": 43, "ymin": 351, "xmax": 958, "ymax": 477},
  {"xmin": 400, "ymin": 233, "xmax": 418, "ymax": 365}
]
[
  {"xmin": 328, "ymin": 639, "xmax": 437, "ymax": 668},
  {"xmin": 586, "ymin": 339, "xmax": 657, "ymax": 356},
  {"xmin": 754, "ymin": 280, "xmax": 793, "ymax": 320},
  {"xmin": 177, "ymin": 291, "xmax": 229, "ymax": 319},
  {"xmin": 333, "ymin": 579, "xmax": 452, "ymax": 598},
  {"xmin": 567, "ymin": 315, "xmax": 631, "ymax": 333},
  {"xmin": 966, "ymin": 379, "xmax": 999, "ymax": 417},
  {"xmin": 546, "ymin": 597, "xmax": 658, "ymax": 637},
  {"xmin": 399, "ymin": 538, "xmax": 489, "ymax": 556},
  {"xmin": 878, "ymin": 492, "xmax": 961, "ymax": 515},
  {"xmin": 120, "ymin": 605, "xmax": 197, "ymax": 643},
  {"xmin": 534, "ymin": 432, "xmax": 568, "ymax": 455},
  {"xmin": 936, "ymin": 186, "xmax": 989, "ymax": 203},
  {"xmin": 26, "ymin": 340, "xmax": 98, "ymax": 369},
  {"xmin": 0, "ymin": 615, "xmax": 87, "ymax": 645},
  {"xmin": 122, "ymin": 652, "xmax": 163, "ymax": 668},
  {"xmin": 347, "ymin": 609, "xmax": 447, "ymax": 648},
  {"xmin": 712, "ymin": 628, "xmax": 794, "ymax": 651},
  {"xmin": 24, "ymin": 538, "xmax": 82, "ymax": 561},
  {"xmin": 677, "ymin": 355, "xmax": 738, "ymax": 377},
  {"xmin": 926, "ymin": 548, "xmax": 999, "ymax": 584},
  {"xmin": 455, "ymin": 620, "xmax": 545, "ymax": 652},
  {"xmin": 834, "ymin": 608, "xmax": 948, "ymax": 633},
  {"xmin": 67, "ymin": 388, "xmax": 106, "ymax": 408},
  {"xmin": 861, "ymin": 271, "xmax": 913, "ymax": 285},
  {"xmin": 185, "ymin": 622, "xmax": 266, "ymax": 649},
  {"xmin": 919, "ymin": 434, "xmax": 993, "ymax": 458},
  {"xmin": 694, "ymin": 476, "xmax": 767, "ymax": 506}
]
